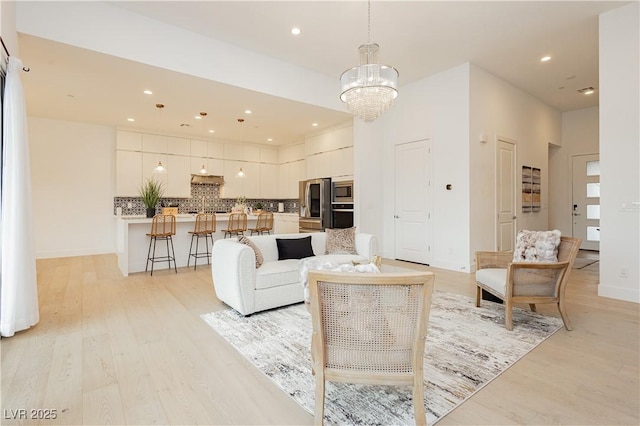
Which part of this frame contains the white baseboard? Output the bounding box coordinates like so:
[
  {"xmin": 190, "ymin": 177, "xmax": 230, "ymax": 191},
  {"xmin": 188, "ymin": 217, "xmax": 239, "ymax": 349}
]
[{"xmin": 598, "ymin": 284, "xmax": 640, "ymax": 303}]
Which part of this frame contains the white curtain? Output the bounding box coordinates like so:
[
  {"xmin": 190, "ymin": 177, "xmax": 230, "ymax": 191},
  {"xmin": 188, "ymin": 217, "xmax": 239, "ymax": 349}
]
[{"xmin": 0, "ymin": 57, "xmax": 38, "ymax": 337}]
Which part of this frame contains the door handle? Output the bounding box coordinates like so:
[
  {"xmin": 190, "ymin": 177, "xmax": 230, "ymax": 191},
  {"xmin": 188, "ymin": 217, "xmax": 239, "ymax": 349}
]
[
  {"xmin": 394, "ymin": 215, "xmax": 399, "ymax": 219},
  {"xmin": 573, "ymin": 213, "xmax": 581, "ymax": 216}
]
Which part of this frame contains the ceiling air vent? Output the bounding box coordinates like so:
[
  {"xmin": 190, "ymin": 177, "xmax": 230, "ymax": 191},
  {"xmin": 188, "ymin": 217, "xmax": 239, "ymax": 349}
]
[{"xmin": 577, "ymin": 87, "xmax": 596, "ymax": 95}]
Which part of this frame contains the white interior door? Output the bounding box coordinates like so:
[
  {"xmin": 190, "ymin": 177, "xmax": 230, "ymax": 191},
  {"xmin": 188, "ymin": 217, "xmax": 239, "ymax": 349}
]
[
  {"xmin": 572, "ymin": 154, "xmax": 600, "ymax": 251},
  {"xmin": 394, "ymin": 140, "xmax": 432, "ymax": 264},
  {"xmin": 496, "ymin": 139, "xmax": 516, "ymax": 251}
]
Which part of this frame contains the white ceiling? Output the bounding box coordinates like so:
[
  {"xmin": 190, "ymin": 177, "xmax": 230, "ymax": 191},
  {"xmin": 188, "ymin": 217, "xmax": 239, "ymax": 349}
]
[{"xmin": 18, "ymin": 1, "xmax": 627, "ymax": 146}]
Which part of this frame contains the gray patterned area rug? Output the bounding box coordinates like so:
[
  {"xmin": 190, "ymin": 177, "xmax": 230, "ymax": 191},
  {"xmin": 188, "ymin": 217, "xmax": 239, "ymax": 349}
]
[{"xmin": 202, "ymin": 291, "xmax": 562, "ymax": 425}]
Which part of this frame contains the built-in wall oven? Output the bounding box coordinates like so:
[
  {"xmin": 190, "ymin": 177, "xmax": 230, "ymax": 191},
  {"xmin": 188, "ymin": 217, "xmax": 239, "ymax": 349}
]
[
  {"xmin": 331, "ymin": 180, "xmax": 354, "ymax": 229},
  {"xmin": 299, "ymin": 178, "xmax": 332, "ymax": 233}
]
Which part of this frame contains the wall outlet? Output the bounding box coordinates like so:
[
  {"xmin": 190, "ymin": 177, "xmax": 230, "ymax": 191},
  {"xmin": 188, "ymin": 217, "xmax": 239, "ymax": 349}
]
[{"xmin": 620, "ymin": 268, "xmax": 629, "ymax": 278}]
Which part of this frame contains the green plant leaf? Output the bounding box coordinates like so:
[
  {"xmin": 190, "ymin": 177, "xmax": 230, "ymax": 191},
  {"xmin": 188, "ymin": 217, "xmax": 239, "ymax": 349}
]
[{"xmin": 139, "ymin": 178, "xmax": 165, "ymax": 209}]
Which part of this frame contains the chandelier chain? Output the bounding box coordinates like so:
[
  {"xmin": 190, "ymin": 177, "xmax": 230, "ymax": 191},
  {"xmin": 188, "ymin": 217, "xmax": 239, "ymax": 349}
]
[{"xmin": 367, "ymin": 0, "xmax": 371, "ymax": 43}]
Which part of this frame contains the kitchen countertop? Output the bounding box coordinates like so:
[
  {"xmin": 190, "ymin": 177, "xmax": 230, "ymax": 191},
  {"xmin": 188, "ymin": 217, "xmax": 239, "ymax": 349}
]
[{"xmin": 115, "ymin": 212, "xmax": 298, "ymax": 222}]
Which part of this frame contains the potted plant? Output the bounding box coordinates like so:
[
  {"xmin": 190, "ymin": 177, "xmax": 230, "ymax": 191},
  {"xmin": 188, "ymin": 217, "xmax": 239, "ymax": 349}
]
[
  {"xmin": 254, "ymin": 202, "xmax": 263, "ymax": 212},
  {"xmin": 140, "ymin": 178, "xmax": 165, "ymax": 218},
  {"xmin": 232, "ymin": 196, "xmax": 247, "ymax": 213}
]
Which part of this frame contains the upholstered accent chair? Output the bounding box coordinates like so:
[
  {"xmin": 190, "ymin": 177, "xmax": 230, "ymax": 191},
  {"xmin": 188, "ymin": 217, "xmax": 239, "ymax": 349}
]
[
  {"xmin": 307, "ymin": 270, "xmax": 435, "ymax": 425},
  {"xmin": 475, "ymin": 236, "xmax": 581, "ymax": 331}
]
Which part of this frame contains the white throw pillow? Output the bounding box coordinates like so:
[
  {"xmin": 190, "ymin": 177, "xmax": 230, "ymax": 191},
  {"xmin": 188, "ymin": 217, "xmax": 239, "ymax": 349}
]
[{"xmin": 512, "ymin": 230, "xmax": 561, "ymax": 263}]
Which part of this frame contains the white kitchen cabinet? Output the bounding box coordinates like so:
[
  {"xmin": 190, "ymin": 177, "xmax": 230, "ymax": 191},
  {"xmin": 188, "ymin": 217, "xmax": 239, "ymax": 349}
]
[
  {"xmin": 191, "ymin": 157, "xmax": 208, "ymax": 175},
  {"xmin": 222, "ymin": 160, "xmax": 243, "ymax": 199},
  {"xmin": 306, "ymin": 154, "xmax": 318, "ymax": 179},
  {"xmin": 142, "ymin": 133, "xmax": 167, "ymax": 154},
  {"xmin": 166, "ymin": 155, "xmax": 191, "ymax": 198},
  {"xmin": 260, "ymin": 163, "xmax": 279, "ymax": 198},
  {"xmin": 332, "ymin": 125, "xmax": 353, "ymax": 150},
  {"xmin": 142, "ymin": 152, "xmax": 168, "ymax": 188},
  {"xmin": 260, "ymin": 147, "xmax": 278, "ymax": 164},
  {"xmin": 279, "ymin": 159, "xmax": 305, "ymax": 198},
  {"xmin": 243, "ymin": 146, "xmax": 261, "ymax": 162},
  {"xmin": 279, "ymin": 162, "xmax": 291, "ymax": 198},
  {"xmin": 223, "ymin": 161, "xmax": 260, "ymax": 199},
  {"xmin": 224, "ymin": 144, "xmax": 243, "ymax": 161},
  {"xmin": 274, "ymin": 214, "xmax": 299, "ymax": 234},
  {"xmin": 305, "ymin": 132, "xmax": 332, "ymax": 156},
  {"xmin": 331, "ymin": 146, "xmax": 354, "ymax": 178},
  {"xmin": 117, "ymin": 130, "xmax": 142, "ymax": 151},
  {"xmin": 167, "ymin": 136, "xmax": 190, "ymax": 156},
  {"xmin": 279, "ymin": 143, "xmax": 305, "ymax": 163},
  {"xmin": 242, "ymin": 162, "xmax": 261, "ymax": 198},
  {"xmin": 208, "ymin": 158, "xmax": 224, "ymax": 175},
  {"xmin": 317, "ymin": 151, "xmax": 332, "ymax": 179},
  {"xmin": 116, "ymin": 150, "xmax": 142, "ymax": 196},
  {"xmin": 192, "ymin": 157, "xmax": 225, "ymax": 176},
  {"xmin": 190, "ymin": 139, "xmax": 207, "ymax": 157},
  {"xmin": 207, "ymin": 141, "xmax": 224, "ymax": 159}
]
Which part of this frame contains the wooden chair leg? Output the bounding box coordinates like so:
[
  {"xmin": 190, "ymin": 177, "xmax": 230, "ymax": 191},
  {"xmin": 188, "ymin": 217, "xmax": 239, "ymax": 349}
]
[
  {"xmin": 557, "ymin": 300, "xmax": 573, "ymax": 331},
  {"xmin": 314, "ymin": 375, "xmax": 325, "ymax": 426},
  {"xmin": 529, "ymin": 303, "xmax": 537, "ymax": 312},
  {"xmin": 505, "ymin": 299, "xmax": 514, "ymax": 331},
  {"xmin": 475, "ymin": 284, "xmax": 482, "ymax": 307},
  {"xmin": 412, "ymin": 375, "xmax": 426, "ymax": 426}
]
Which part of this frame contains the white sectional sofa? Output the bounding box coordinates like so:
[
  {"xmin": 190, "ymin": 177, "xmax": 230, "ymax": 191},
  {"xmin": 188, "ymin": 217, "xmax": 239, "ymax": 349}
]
[{"xmin": 211, "ymin": 232, "xmax": 377, "ymax": 315}]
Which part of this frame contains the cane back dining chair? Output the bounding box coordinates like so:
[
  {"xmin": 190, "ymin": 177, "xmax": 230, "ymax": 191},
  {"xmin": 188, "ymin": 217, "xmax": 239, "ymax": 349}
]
[
  {"xmin": 475, "ymin": 236, "xmax": 581, "ymax": 331},
  {"xmin": 145, "ymin": 214, "xmax": 177, "ymax": 275},
  {"xmin": 222, "ymin": 212, "xmax": 247, "ymax": 238},
  {"xmin": 249, "ymin": 211, "xmax": 273, "ymax": 235},
  {"xmin": 187, "ymin": 213, "xmax": 216, "ymax": 270},
  {"xmin": 307, "ymin": 270, "xmax": 435, "ymax": 426}
]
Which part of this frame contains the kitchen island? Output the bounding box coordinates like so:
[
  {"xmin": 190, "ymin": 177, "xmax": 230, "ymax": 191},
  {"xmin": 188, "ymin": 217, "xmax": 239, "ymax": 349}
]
[{"xmin": 115, "ymin": 213, "xmax": 261, "ymax": 276}]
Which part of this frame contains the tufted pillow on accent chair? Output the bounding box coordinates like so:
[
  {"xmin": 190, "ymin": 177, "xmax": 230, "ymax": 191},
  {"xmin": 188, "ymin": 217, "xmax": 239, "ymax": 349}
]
[{"xmin": 512, "ymin": 230, "xmax": 561, "ymax": 263}]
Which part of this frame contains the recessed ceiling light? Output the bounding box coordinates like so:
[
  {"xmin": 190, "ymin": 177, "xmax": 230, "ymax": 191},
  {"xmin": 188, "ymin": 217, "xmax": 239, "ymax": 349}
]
[
  {"xmin": 583, "ymin": 89, "xmax": 595, "ymax": 95},
  {"xmin": 143, "ymin": 90, "xmax": 153, "ymax": 95},
  {"xmin": 291, "ymin": 27, "xmax": 301, "ymax": 36},
  {"xmin": 267, "ymin": 138, "xmax": 273, "ymax": 142},
  {"xmin": 195, "ymin": 115, "xmax": 202, "ymax": 120},
  {"xmin": 127, "ymin": 118, "xmax": 135, "ymax": 122},
  {"xmin": 244, "ymin": 110, "xmax": 252, "ymax": 114},
  {"xmin": 540, "ymin": 56, "xmax": 551, "ymax": 62},
  {"xmin": 312, "ymin": 122, "xmax": 319, "ymax": 127},
  {"xmin": 209, "ymin": 129, "xmax": 215, "ymax": 133}
]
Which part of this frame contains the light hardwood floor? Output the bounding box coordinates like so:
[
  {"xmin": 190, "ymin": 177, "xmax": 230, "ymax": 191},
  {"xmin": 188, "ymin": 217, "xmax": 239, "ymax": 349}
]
[{"xmin": 1, "ymin": 253, "xmax": 638, "ymax": 425}]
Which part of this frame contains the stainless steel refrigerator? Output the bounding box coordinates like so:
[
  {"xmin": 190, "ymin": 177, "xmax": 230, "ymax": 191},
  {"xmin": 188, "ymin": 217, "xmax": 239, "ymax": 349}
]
[{"xmin": 299, "ymin": 178, "xmax": 331, "ymax": 232}]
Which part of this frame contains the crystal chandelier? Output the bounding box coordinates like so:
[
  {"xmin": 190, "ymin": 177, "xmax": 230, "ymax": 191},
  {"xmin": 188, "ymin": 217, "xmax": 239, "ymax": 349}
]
[{"xmin": 340, "ymin": 1, "xmax": 398, "ymax": 122}]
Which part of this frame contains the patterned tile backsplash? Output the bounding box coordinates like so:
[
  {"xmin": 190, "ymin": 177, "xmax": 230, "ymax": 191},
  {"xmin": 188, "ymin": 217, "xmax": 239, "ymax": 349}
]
[{"xmin": 114, "ymin": 183, "xmax": 298, "ymax": 215}]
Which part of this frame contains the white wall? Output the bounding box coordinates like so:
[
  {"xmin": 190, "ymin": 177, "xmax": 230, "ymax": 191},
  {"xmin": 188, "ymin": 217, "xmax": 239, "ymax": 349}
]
[
  {"xmin": 354, "ymin": 62, "xmax": 564, "ymax": 273},
  {"xmin": 598, "ymin": 3, "xmax": 640, "ymax": 303},
  {"xmin": 29, "ymin": 117, "xmax": 116, "ymax": 258},
  {"xmin": 353, "ymin": 118, "xmax": 384, "ymax": 244},
  {"xmin": 0, "ymin": 0, "xmax": 17, "ymax": 53},
  {"xmin": 16, "ymin": 1, "xmax": 343, "ymax": 113},
  {"xmin": 549, "ymin": 107, "xmax": 599, "ymax": 235},
  {"xmin": 469, "ymin": 65, "xmax": 562, "ymax": 261},
  {"xmin": 374, "ymin": 64, "xmax": 471, "ymax": 271}
]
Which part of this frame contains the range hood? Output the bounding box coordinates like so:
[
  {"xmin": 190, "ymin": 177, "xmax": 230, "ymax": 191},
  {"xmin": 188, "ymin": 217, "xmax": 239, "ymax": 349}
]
[{"xmin": 191, "ymin": 174, "xmax": 225, "ymax": 185}]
